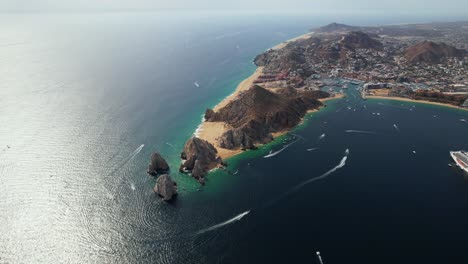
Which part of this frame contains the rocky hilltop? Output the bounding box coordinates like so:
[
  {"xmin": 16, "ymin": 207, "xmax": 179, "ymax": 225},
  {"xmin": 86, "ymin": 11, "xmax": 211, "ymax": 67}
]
[
  {"xmin": 340, "ymin": 31, "xmax": 383, "ymax": 50},
  {"xmin": 205, "ymin": 85, "xmax": 326, "ymax": 150},
  {"xmin": 180, "ymin": 137, "xmax": 224, "ymax": 184},
  {"xmin": 254, "ymin": 31, "xmax": 383, "ymax": 77},
  {"xmin": 405, "ymin": 41, "xmax": 465, "ymax": 64},
  {"xmin": 314, "ymin": 22, "xmax": 359, "ymax": 33}
]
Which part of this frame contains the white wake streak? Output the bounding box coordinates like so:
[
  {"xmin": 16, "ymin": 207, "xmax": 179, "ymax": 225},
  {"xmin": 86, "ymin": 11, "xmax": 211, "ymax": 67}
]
[
  {"xmin": 196, "ymin": 211, "xmax": 250, "ymax": 235},
  {"xmin": 266, "ymin": 149, "xmax": 349, "ymax": 207},
  {"xmin": 165, "ymin": 142, "xmax": 176, "ymax": 150},
  {"xmin": 344, "ymin": 130, "xmax": 376, "ymax": 134},
  {"xmin": 307, "ymin": 148, "xmax": 319, "ymax": 152},
  {"xmin": 264, "ymin": 140, "xmax": 296, "ymax": 158},
  {"xmin": 129, "ymin": 144, "xmax": 144, "ymax": 161},
  {"xmin": 287, "ymin": 155, "xmax": 347, "ymax": 194}
]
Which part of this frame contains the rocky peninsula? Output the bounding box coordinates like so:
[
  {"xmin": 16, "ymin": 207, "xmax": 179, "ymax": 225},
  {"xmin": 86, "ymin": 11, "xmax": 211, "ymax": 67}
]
[{"xmin": 179, "ymin": 21, "xmax": 468, "ymax": 183}]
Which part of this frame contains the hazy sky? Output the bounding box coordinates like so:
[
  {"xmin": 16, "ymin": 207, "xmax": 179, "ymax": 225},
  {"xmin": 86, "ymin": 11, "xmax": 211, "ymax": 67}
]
[{"xmin": 1, "ymin": 0, "xmax": 467, "ymax": 15}]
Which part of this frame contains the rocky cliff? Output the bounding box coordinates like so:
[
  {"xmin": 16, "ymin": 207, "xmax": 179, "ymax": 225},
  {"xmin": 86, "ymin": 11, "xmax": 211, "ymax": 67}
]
[
  {"xmin": 180, "ymin": 137, "xmax": 224, "ymax": 184},
  {"xmin": 147, "ymin": 152, "xmax": 169, "ymax": 176},
  {"xmin": 205, "ymin": 85, "xmax": 325, "ymax": 150},
  {"xmin": 153, "ymin": 174, "xmax": 177, "ymax": 201}
]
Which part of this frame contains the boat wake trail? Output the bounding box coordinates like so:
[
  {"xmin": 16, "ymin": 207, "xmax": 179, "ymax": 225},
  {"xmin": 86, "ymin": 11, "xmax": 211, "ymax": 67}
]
[
  {"xmin": 104, "ymin": 144, "xmax": 145, "ymax": 199},
  {"xmin": 344, "ymin": 130, "xmax": 376, "ymax": 134},
  {"xmin": 265, "ymin": 149, "xmax": 349, "ymax": 207},
  {"xmin": 129, "ymin": 144, "xmax": 145, "ymax": 161},
  {"xmin": 107, "ymin": 144, "xmax": 144, "ymax": 177},
  {"xmin": 307, "ymin": 148, "xmax": 319, "ymax": 152},
  {"xmin": 393, "ymin": 124, "xmax": 400, "ymax": 132},
  {"xmin": 264, "ymin": 140, "xmax": 297, "ymax": 158},
  {"xmin": 196, "ymin": 210, "xmax": 250, "ymax": 235},
  {"xmin": 318, "ymin": 133, "xmax": 326, "ymax": 141},
  {"xmin": 166, "ymin": 142, "xmax": 176, "ymax": 150}
]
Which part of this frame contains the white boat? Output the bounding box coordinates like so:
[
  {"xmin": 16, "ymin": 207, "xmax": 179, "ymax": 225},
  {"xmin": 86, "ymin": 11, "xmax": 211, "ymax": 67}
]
[
  {"xmin": 194, "ymin": 82, "xmax": 200, "ymax": 88},
  {"xmin": 450, "ymin": 151, "xmax": 468, "ymax": 173}
]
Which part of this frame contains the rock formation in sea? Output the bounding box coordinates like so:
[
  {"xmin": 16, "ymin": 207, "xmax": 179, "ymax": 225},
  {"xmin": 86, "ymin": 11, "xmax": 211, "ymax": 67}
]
[
  {"xmin": 180, "ymin": 137, "xmax": 224, "ymax": 184},
  {"xmin": 147, "ymin": 152, "xmax": 169, "ymax": 176},
  {"xmin": 205, "ymin": 85, "xmax": 326, "ymax": 150},
  {"xmin": 405, "ymin": 41, "xmax": 466, "ymax": 64},
  {"xmin": 153, "ymin": 174, "xmax": 177, "ymax": 201}
]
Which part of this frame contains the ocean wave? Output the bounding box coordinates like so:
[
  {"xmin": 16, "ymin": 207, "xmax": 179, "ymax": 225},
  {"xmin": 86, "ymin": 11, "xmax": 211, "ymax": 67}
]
[{"xmin": 193, "ymin": 114, "xmax": 206, "ymax": 136}]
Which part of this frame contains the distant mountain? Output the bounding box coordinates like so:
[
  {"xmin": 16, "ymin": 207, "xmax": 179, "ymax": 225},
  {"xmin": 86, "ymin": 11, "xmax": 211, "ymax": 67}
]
[
  {"xmin": 314, "ymin": 23, "xmax": 360, "ymax": 33},
  {"xmin": 405, "ymin": 41, "xmax": 465, "ymax": 64},
  {"xmin": 314, "ymin": 22, "xmax": 444, "ymax": 38}
]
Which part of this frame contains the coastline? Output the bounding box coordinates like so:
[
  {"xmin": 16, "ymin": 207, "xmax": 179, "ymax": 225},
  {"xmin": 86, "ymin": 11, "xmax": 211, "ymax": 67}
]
[
  {"xmin": 271, "ymin": 32, "xmax": 315, "ymax": 50},
  {"xmin": 196, "ymin": 31, "xmax": 340, "ymax": 160},
  {"xmin": 367, "ymin": 95, "xmax": 468, "ymax": 111}
]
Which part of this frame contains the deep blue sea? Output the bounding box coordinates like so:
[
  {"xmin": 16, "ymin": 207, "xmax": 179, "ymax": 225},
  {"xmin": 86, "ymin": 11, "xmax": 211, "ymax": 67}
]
[{"xmin": 0, "ymin": 12, "xmax": 467, "ymax": 263}]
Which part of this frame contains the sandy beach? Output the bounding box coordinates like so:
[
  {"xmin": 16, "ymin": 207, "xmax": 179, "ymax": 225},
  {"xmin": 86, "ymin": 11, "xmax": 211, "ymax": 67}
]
[
  {"xmin": 368, "ymin": 95, "xmax": 468, "ymax": 111},
  {"xmin": 196, "ymin": 32, "xmax": 341, "ymax": 160},
  {"xmin": 271, "ymin": 32, "xmax": 314, "ymax": 50},
  {"xmin": 196, "ymin": 66, "xmax": 265, "ymax": 159},
  {"xmin": 320, "ymin": 93, "xmax": 345, "ymax": 102}
]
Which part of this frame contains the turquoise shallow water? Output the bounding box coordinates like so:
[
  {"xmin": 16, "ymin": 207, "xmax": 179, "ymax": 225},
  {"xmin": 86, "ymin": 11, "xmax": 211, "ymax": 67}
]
[{"xmin": 1, "ymin": 12, "xmax": 468, "ymax": 263}]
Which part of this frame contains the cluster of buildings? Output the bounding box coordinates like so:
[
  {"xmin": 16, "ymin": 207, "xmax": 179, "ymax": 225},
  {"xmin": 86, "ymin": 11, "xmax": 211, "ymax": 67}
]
[{"xmin": 254, "ymin": 25, "xmax": 468, "ymax": 107}]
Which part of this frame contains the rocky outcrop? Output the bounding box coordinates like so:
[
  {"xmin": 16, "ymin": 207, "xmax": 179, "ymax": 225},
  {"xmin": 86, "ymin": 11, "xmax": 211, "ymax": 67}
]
[
  {"xmin": 180, "ymin": 137, "xmax": 223, "ymax": 184},
  {"xmin": 153, "ymin": 174, "xmax": 177, "ymax": 201},
  {"xmin": 204, "ymin": 109, "xmax": 216, "ymax": 120},
  {"xmin": 205, "ymin": 85, "xmax": 324, "ymax": 150},
  {"xmin": 147, "ymin": 152, "xmax": 169, "ymax": 176},
  {"xmin": 405, "ymin": 41, "xmax": 465, "ymax": 64}
]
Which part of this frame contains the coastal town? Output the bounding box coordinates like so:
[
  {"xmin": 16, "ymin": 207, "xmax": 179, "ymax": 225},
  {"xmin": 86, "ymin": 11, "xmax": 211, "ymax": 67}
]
[
  {"xmin": 253, "ymin": 21, "xmax": 468, "ymax": 107},
  {"xmin": 150, "ymin": 21, "xmax": 468, "ymax": 187}
]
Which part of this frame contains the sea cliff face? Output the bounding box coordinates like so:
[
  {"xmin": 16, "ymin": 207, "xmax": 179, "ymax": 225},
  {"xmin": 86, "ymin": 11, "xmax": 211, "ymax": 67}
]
[{"xmin": 204, "ymin": 85, "xmax": 326, "ymax": 150}]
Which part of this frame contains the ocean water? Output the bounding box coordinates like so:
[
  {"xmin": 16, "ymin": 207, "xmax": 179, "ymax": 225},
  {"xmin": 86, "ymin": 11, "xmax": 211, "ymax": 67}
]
[{"xmin": 0, "ymin": 12, "xmax": 468, "ymax": 263}]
